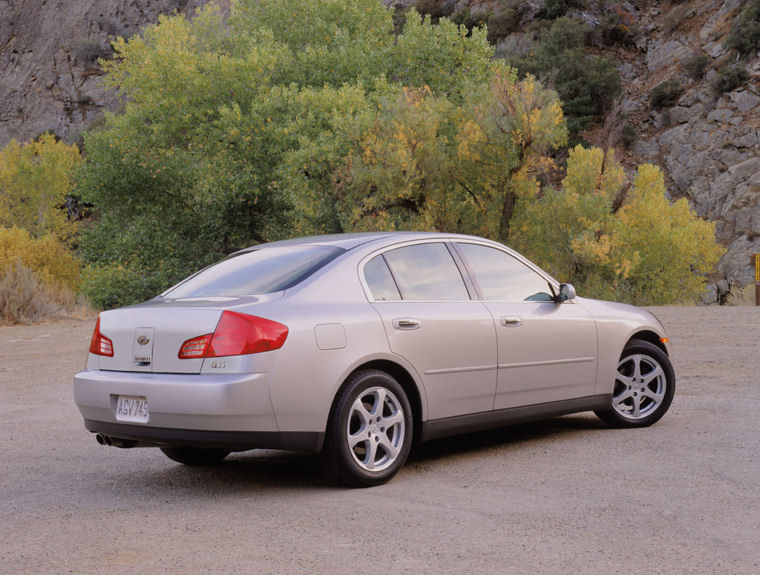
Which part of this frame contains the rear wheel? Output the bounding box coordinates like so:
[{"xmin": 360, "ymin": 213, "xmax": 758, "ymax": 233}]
[
  {"xmin": 160, "ymin": 446, "xmax": 230, "ymax": 466},
  {"xmin": 323, "ymin": 369, "xmax": 413, "ymax": 487},
  {"xmin": 595, "ymin": 339, "xmax": 675, "ymax": 428}
]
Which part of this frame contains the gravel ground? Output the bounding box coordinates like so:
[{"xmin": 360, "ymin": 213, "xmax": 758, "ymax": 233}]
[{"xmin": 1, "ymin": 306, "xmax": 758, "ymax": 574}]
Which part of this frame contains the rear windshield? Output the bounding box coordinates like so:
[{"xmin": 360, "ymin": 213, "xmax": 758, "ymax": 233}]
[{"xmin": 164, "ymin": 245, "xmax": 345, "ymax": 298}]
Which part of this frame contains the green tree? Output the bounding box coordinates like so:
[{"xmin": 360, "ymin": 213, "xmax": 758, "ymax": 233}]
[
  {"xmin": 78, "ymin": 1, "xmax": 500, "ymax": 307},
  {"xmin": 509, "ymin": 17, "xmax": 621, "ymax": 138},
  {"xmin": 0, "ymin": 134, "xmax": 81, "ymax": 242}
]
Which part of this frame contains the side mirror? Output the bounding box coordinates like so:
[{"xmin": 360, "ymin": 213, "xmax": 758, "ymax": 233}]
[{"xmin": 557, "ymin": 283, "xmax": 576, "ymax": 302}]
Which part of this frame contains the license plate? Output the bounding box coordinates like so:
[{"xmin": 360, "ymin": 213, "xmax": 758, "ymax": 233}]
[{"xmin": 115, "ymin": 395, "xmax": 150, "ymax": 424}]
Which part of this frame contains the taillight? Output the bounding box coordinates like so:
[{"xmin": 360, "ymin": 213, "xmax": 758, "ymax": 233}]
[
  {"xmin": 178, "ymin": 311, "xmax": 288, "ymax": 359},
  {"xmin": 89, "ymin": 315, "xmax": 114, "ymax": 357}
]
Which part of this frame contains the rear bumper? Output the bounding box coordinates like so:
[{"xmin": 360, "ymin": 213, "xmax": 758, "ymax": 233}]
[
  {"xmin": 74, "ymin": 368, "xmax": 326, "ymax": 450},
  {"xmin": 84, "ymin": 420, "xmax": 324, "ymax": 452}
]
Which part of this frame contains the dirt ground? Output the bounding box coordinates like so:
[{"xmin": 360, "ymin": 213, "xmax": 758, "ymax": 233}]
[{"xmin": 1, "ymin": 306, "xmax": 758, "ymax": 574}]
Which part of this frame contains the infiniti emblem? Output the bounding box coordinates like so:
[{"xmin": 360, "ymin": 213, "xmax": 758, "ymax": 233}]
[{"xmin": 136, "ymin": 335, "xmax": 150, "ymax": 346}]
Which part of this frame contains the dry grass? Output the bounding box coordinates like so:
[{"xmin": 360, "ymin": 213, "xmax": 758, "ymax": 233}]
[{"xmin": 0, "ymin": 260, "xmax": 89, "ymax": 324}]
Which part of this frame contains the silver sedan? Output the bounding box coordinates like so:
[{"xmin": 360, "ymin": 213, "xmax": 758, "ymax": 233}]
[{"xmin": 74, "ymin": 232, "xmax": 675, "ymax": 486}]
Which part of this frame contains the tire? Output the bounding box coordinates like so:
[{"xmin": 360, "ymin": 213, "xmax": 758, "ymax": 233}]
[
  {"xmin": 595, "ymin": 339, "xmax": 675, "ymax": 428},
  {"xmin": 160, "ymin": 446, "xmax": 230, "ymax": 466},
  {"xmin": 323, "ymin": 369, "xmax": 413, "ymax": 487}
]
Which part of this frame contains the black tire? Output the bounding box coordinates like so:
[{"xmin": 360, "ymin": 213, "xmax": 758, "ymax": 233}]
[
  {"xmin": 160, "ymin": 446, "xmax": 230, "ymax": 466},
  {"xmin": 323, "ymin": 369, "xmax": 413, "ymax": 487},
  {"xmin": 595, "ymin": 339, "xmax": 675, "ymax": 428}
]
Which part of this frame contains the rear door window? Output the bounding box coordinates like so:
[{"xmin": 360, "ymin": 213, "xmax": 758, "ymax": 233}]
[
  {"xmin": 364, "ymin": 255, "xmax": 401, "ymax": 301},
  {"xmin": 381, "ymin": 243, "xmax": 469, "ymax": 301}
]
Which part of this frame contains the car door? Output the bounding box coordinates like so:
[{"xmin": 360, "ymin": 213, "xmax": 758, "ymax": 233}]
[
  {"xmin": 363, "ymin": 241, "xmax": 497, "ymax": 420},
  {"xmin": 454, "ymin": 241, "xmax": 598, "ymax": 410}
]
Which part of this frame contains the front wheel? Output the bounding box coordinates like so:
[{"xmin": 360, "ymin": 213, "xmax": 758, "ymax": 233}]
[
  {"xmin": 323, "ymin": 370, "xmax": 413, "ymax": 487},
  {"xmin": 160, "ymin": 446, "xmax": 230, "ymax": 466},
  {"xmin": 595, "ymin": 339, "xmax": 675, "ymax": 428}
]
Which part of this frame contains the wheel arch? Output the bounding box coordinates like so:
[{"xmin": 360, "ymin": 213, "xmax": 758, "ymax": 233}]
[
  {"xmin": 627, "ymin": 330, "xmax": 668, "ymax": 356},
  {"xmin": 328, "ymin": 359, "xmax": 424, "ymax": 445}
]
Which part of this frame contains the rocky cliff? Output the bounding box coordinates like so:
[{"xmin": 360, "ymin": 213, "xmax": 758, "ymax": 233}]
[
  {"xmin": 1, "ymin": 0, "xmax": 758, "ymax": 297},
  {"xmin": 0, "ymin": 0, "xmax": 211, "ymax": 147},
  {"xmin": 624, "ymin": 0, "xmax": 760, "ymax": 296}
]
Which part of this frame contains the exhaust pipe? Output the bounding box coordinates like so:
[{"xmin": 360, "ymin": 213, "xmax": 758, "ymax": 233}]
[{"xmin": 95, "ymin": 434, "xmax": 137, "ymax": 448}]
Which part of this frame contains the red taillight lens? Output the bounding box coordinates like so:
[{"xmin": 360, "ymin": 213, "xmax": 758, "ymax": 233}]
[
  {"xmin": 178, "ymin": 334, "xmax": 213, "ymax": 359},
  {"xmin": 89, "ymin": 316, "xmax": 114, "ymax": 357},
  {"xmin": 178, "ymin": 311, "xmax": 288, "ymax": 359}
]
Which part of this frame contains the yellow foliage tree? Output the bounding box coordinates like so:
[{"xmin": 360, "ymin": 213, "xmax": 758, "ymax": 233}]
[
  {"xmin": 609, "ymin": 164, "xmax": 723, "ymax": 304},
  {"xmin": 0, "ymin": 134, "xmax": 81, "ymax": 242},
  {"xmin": 0, "ymin": 226, "xmax": 80, "ymax": 294},
  {"xmin": 334, "ymin": 65, "xmax": 568, "ymax": 239},
  {"xmin": 512, "ymin": 147, "xmax": 723, "ymax": 304}
]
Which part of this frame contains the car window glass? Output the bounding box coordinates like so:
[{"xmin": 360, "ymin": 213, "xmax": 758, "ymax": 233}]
[
  {"xmin": 164, "ymin": 246, "xmax": 345, "ymax": 297},
  {"xmin": 383, "ymin": 243, "xmax": 469, "ymax": 301},
  {"xmin": 457, "ymin": 243, "xmax": 552, "ymax": 301},
  {"xmin": 364, "ymin": 255, "xmax": 401, "ymax": 301}
]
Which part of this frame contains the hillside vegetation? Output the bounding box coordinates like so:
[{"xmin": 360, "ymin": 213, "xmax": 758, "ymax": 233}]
[{"xmin": 0, "ymin": 0, "xmax": 731, "ymax": 319}]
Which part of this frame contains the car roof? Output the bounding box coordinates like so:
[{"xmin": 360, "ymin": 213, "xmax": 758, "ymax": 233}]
[{"xmin": 236, "ymin": 231, "xmax": 489, "ymax": 253}]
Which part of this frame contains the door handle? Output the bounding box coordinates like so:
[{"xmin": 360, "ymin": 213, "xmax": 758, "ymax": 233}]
[
  {"xmin": 501, "ymin": 316, "xmax": 523, "ymax": 327},
  {"xmin": 392, "ymin": 318, "xmax": 421, "ymax": 330}
]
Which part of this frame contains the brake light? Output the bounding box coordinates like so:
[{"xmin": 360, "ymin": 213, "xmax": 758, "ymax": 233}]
[
  {"xmin": 89, "ymin": 316, "xmax": 114, "ymax": 357},
  {"xmin": 178, "ymin": 311, "xmax": 288, "ymax": 359}
]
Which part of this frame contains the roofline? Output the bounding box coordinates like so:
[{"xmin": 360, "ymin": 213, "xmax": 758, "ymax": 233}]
[{"xmin": 235, "ymin": 231, "xmax": 493, "ymax": 253}]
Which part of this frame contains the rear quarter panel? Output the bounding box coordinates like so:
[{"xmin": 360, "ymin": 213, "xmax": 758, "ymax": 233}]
[{"xmin": 259, "ymin": 251, "xmax": 427, "ymax": 433}]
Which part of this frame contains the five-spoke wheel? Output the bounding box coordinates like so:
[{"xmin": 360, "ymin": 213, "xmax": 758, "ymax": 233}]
[{"xmin": 595, "ymin": 339, "xmax": 675, "ymax": 427}]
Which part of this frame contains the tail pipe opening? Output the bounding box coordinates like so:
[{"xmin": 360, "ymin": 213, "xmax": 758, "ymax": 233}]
[{"xmin": 95, "ymin": 434, "xmax": 137, "ymax": 449}]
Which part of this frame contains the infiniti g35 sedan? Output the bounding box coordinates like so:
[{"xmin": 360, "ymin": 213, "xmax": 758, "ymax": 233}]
[{"xmin": 74, "ymin": 232, "xmax": 675, "ymax": 487}]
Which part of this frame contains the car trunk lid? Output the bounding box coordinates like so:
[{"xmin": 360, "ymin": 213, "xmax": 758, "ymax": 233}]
[{"xmin": 93, "ymin": 297, "xmax": 260, "ymax": 374}]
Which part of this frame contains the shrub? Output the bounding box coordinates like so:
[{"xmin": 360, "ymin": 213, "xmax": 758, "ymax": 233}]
[
  {"xmin": 621, "ymin": 123, "xmax": 637, "ymax": 149},
  {"xmin": 650, "ymin": 79, "xmax": 682, "ymax": 109},
  {"xmin": 450, "ymin": 9, "xmax": 489, "ymax": 37},
  {"xmin": 0, "ymin": 260, "xmax": 66, "ymax": 324},
  {"xmin": 725, "ymin": 0, "xmax": 760, "ymax": 57},
  {"xmin": 536, "ymin": 0, "xmax": 585, "ymax": 20},
  {"xmin": 414, "ymin": 0, "xmax": 455, "ymax": 22},
  {"xmin": 486, "ymin": 2, "xmax": 526, "ymax": 44},
  {"xmin": 714, "ymin": 63, "xmax": 749, "ymax": 93},
  {"xmin": 81, "ymin": 263, "xmax": 162, "ymax": 310},
  {"xmin": 684, "ymin": 52, "xmax": 710, "ymax": 80},
  {"xmin": 71, "ymin": 41, "xmax": 112, "ymax": 66},
  {"xmin": 0, "ymin": 226, "xmax": 79, "ymax": 294}
]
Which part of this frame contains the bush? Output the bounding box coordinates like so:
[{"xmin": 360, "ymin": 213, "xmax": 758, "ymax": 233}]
[
  {"xmin": 486, "ymin": 2, "xmax": 526, "ymax": 44},
  {"xmin": 0, "ymin": 226, "xmax": 79, "ymax": 294},
  {"xmin": 0, "ymin": 260, "xmax": 64, "ymax": 324},
  {"xmin": 650, "ymin": 79, "xmax": 682, "ymax": 109},
  {"xmin": 536, "ymin": 0, "xmax": 585, "ymax": 20},
  {"xmin": 415, "ymin": 0, "xmax": 455, "ymax": 22},
  {"xmin": 714, "ymin": 63, "xmax": 749, "ymax": 93},
  {"xmin": 684, "ymin": 52, "xmax": 710, "ymax": 80},
  {"xmin": 71, "ymin": 41, "xmax": 112, "ymax": 66},
  {"xmin": 725, "ymin": 0, "xmax": 760, "ymax": 57},
  {"xmin": 81, "ymin": 263, "xmax": 163, "ymax": 310},
  {"xmin": 450, "ymin": 9, "xmax": 489, "ymax": 37},
  {"xmin": 621, "ymin": 123, "xmax": 637, "ymax": 149}
]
